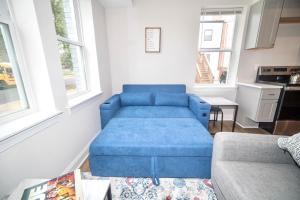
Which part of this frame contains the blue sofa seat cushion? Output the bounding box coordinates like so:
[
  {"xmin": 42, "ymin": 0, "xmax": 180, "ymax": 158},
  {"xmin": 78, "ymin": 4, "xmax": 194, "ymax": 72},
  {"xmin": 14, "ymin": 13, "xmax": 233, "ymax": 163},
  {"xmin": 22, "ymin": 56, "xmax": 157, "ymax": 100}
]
[
  {"xmin": 114, "ymin": 106, "xmax": 195, "ymax": 118},
  {"xmin": 120, "ymin": 92, "xmax": 153, "ymax": 106},
  {"xmin": 90, "ymin": 118, "xmax": 213, "ymax": 157},
  {"xmin": 155, "ymin": 93, "xmax": 189, "ymax": 106}
]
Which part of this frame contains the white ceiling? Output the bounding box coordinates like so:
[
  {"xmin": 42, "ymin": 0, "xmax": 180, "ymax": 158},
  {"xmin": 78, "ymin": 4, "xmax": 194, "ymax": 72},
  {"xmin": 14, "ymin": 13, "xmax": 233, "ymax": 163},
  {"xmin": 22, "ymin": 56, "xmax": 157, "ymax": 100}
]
[{"xmin": 98, "ymin": 0, "xmax": 133, "ymax": 8}]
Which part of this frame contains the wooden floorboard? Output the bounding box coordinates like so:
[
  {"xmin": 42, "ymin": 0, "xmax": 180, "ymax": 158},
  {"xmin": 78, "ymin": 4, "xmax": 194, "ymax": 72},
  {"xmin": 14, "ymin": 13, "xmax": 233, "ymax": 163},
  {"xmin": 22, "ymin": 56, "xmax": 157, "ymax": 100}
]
[
  {"xmin": 80, "ymin": 157, "xmax": 90, "ymax": 172},
  {"xmin": 208, "ymin": 120, "xmax": 269, "ymax": 135},
  {"xmin": 80, "ymin": 121, "xmax": 269, "ymax": 172}
]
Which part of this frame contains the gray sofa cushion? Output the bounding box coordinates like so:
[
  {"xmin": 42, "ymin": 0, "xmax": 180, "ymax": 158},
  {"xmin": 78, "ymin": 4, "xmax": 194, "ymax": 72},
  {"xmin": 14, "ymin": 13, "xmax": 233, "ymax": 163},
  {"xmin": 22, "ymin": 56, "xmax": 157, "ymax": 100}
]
[
  {"xmin": 212, "ymin": 133, "xmax": 294, "ymax": 165},
  {"xmin": 278, "ymin": 133, "xmax": 300, "ymax": 166},
  {"xmin": 211, "ymin": 177, "xmax": 226, "ymax": 200},
  {"xmin": 213, "ymin": 161, "xmax": 300, "ymax": 200}
]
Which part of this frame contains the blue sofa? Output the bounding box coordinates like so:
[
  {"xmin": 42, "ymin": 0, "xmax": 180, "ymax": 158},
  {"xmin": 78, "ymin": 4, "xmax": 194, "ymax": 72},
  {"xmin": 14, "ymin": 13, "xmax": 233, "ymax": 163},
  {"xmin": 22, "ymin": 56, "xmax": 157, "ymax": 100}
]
[{"xmin": 89, "ymin": 84, "xmax": 212, "ymax": 185}]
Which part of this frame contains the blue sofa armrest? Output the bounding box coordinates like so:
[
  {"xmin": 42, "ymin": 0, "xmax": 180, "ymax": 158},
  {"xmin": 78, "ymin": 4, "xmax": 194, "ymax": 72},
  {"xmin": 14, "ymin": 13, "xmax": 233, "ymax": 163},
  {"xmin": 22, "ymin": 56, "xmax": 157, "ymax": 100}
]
[
  {"xmin": 100, "ymin": 94, "xmax": 121, "ymax": 129},
  {"xmin": 188, "ymin": 94, "xmax": 211, "ymax": 129}
]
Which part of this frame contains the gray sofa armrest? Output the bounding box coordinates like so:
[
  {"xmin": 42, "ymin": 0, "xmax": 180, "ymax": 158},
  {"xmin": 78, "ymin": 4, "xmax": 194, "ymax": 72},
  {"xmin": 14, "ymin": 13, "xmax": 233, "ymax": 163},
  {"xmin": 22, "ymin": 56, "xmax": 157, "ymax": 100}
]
[{"xmin": 212, "ymin": 132, "xmax": 294, "ymax": 165}]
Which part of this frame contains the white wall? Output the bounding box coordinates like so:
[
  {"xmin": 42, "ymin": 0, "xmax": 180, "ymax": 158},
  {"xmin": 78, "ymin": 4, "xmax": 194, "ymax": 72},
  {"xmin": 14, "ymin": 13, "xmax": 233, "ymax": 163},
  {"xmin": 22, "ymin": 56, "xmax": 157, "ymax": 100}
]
[
  {"xmin": 0, "ymin": 0, "xmax": 112, "ymax": 197},
  {"xmin": 106, "ymin": 0, "xmax": 252, "ymax": 94},
  {"xmin": 105, "ymin": 0, "xmax": 300, "ymax": 120},
  {"xmin": 105, "ymin": 0, "xmax": 249, "ymax": 120},
  {"xmin": 92, "ymin": 0, "xmax": 112, "ymax": 93},
  {"xmin": 237, "ymin": 24, "xmax": 300, "ymax": 82}
]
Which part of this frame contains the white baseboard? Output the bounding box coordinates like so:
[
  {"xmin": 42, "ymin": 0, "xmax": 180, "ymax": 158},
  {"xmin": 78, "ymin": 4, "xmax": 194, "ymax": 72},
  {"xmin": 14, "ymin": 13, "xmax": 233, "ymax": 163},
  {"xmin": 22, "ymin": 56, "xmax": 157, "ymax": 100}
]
[
  {"xmin": 62, "ymin": 133, "xmax": 98, "ymax": 174},
  {"xmin": 236, "ymin": 121, "xmax": 259, "ymax": 129}
]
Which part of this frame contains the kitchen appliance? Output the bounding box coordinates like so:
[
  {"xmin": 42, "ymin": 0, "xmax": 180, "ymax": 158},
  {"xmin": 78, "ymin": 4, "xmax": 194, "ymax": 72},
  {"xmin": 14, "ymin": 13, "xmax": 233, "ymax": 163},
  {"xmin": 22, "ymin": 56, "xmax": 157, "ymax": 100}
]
[
  {"xmin": 256, "ymin": 66, "xmax": 300, "ymax": 135},
  {"xmin": 289, "ymin": 73, "xmax": 300, "ymax": 84}
]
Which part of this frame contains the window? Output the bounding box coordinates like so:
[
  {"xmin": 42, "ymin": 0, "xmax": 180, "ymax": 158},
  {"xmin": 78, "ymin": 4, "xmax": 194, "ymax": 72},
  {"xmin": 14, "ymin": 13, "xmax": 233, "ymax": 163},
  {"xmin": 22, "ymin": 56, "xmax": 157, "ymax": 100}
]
[
  {"xmin": 0, "ymin": 22, "xmax": 28, "ymax": 117},
  {"xmin": 51, "ymin": 0, "xmax": 87, "ymax": 97},
  {"xmin": 195, "ymin": 8, "xmax": 242, "ymax": 85},
  {"xmin": 204, "ymin": 29, "xmax": 213, "ymax": 41}
]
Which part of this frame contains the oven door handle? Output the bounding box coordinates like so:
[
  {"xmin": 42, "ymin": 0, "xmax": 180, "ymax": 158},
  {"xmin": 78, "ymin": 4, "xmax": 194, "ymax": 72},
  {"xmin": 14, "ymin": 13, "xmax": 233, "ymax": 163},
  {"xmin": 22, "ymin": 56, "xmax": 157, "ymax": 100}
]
[{"xmin": 285, "ymin": 87, "xmax": 300, "ymax": 91}]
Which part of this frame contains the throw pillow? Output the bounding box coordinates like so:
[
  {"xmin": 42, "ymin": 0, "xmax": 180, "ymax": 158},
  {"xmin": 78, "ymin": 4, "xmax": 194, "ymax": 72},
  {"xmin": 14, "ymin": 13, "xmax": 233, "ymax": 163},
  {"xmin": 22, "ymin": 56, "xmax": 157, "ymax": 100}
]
[
  {"xmin": 155, "ymin": 93, "xmax": 189, "ymax": 107},
  {"xmin": 120, "ymin": 92, "xmax": 153, "ymax": 106},
  {"xmin": 278, "ymin": 133, "xmax": 300, "ymax": 166}
]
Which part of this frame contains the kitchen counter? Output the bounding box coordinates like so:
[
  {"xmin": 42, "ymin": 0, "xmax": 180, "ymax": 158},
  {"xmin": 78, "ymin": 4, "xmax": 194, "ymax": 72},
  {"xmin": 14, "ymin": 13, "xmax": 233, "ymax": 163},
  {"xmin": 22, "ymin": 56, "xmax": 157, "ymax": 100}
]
[{"xmin": 238, "ymin": 82, "xmax": 283, "ymax": 89}]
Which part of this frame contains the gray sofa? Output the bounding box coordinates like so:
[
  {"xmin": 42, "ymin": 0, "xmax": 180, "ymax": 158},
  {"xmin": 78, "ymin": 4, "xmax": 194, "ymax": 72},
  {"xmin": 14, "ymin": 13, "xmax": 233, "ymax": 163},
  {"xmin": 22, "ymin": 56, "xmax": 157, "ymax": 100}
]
[{"xmin": 212, "ymin": 132, "xmax": 300, "ymax": 200}]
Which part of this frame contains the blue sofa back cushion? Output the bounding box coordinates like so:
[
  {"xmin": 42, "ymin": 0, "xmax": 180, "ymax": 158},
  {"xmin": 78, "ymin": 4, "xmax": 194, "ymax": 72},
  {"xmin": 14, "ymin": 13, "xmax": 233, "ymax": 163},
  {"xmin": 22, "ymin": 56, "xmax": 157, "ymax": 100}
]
[
  {"xmin": 155, "ymin": 93, "xmax": 189, "ymax": 107},
  {"xmin": 120, "ymin": 92, "xmax": 153, "ymax": 106},
  {"xmin": 123, "ymin": 84, "xmax": 186, "ymax": 93}
]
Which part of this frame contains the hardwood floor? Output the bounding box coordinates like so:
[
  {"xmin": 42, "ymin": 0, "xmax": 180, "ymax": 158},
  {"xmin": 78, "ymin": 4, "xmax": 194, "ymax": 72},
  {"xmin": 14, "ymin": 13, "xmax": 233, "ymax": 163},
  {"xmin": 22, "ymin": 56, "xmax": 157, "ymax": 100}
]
[
  {"xmin": 80, "ymin": 121, "xmax": 269, "ymax": 172},
  {"xmin": 81, "ymin": 157, "xmax": 90, "ymax": 172},
  {"xmin": 208, "ymin": 120, "xmax": 269, "ymax": 135}
]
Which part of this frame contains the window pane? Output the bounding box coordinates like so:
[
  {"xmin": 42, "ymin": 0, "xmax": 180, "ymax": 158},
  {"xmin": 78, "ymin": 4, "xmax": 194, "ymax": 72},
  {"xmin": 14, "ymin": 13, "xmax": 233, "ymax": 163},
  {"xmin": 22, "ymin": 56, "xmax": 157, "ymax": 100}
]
[
  {"xmin": 58, "ymin": 41, "xmax": 86, "ymax": 95},
  {"xmin": 204, "ymin": 29, "xmax": 213, "ymax": 41},
  {"xmin": 51, "ymin": 0, "xmax": 79, "ymax": 41},
  {"xmin": 200, "ymin": 23, "xmax": 223, "ymax": 48},
  {"xmin": 0, "ymin": 23, "xmax": 28, "ymax": 116},
  {"xmin": 195, "ymin": 52, "xmax": 231, "ymax": 84},
  {"xmin": 199, "ymin": 15, "xmax": 236, "ymax": 50},
  {"xmin": 196, "ymin": 13, "xmax": 237, "ymax": 85}
]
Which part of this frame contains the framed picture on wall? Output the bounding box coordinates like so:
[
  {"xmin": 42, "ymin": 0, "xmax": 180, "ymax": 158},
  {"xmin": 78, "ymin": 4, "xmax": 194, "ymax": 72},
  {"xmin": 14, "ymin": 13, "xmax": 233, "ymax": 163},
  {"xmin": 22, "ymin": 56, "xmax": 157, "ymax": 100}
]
[{"xmin": 145, "ymin": 27, "xmax": 161, "ymax": 53}]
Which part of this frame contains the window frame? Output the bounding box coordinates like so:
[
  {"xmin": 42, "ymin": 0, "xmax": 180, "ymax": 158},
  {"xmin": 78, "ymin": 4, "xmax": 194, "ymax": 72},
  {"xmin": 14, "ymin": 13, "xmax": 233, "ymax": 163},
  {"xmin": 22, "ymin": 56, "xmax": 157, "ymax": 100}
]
[
  {"xmin": 53, "ymin": 0, "xmax": 89, "ymax": 99},
  {"xmin": 0, "ymin": 10, "xmax": 36, "ymax": 124},
  {"xmin": 197, "ymin": 9, "xmax": 241, "ymax": 86}
]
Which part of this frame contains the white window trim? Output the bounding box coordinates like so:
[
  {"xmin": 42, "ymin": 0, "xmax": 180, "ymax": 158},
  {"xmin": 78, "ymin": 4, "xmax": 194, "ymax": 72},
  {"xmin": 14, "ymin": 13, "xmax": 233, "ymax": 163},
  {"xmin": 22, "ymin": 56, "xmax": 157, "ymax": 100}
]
[
  {"xmin": 62, "ymin": 0, "xmax": 103, "ymax": 105},
  {"xmin": 194, "ymin": 84, "xmax": 237, "ymax": 89},
  {"xmin": 67, "ymin": 90, "xmax": 102, "ymax": 111},
  {"xmin": 199, "ymin": 48, "xmax": 233, "ymax": 53},
  {"xmin": 196, "ymin": 7, "xmax": 242, "ymax": 87},
  {"xmin": 0, "ymin": 0, "xmax": 103, "ymax": 150},
  {"xmin": 54, "ymin": 0, "xmax": 90, "ymax": 100},
  {"xmin": 55, "ymin": 0, "xmax": 83, "ymax": 45},
  {"xmin": 57, "ymin": 35, "xmax": 83, "ymax": 46},
  {"xmin": 0, "ymin": 110, "xmax": 63, "ymax": 153},
  {"xmin": 0, "ymin": 6, "xmax": 37, "ymax": 125},
  {"xmin": 0, "ymin": 0, "xmax": 64, "ymax": 146}
]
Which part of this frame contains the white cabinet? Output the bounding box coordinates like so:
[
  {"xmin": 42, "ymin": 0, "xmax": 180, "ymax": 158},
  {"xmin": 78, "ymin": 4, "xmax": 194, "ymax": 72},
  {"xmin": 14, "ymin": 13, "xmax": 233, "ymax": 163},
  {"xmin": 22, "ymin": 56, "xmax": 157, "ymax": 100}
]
[
  {"xmin": 256, "ymin": 99, "xmax": 278, "ymax": 122},
  {"xmin": 237, "ymin": 83, "xmax": 282, "ymax": 123},
  {"xmin": 245, "ymin": 0, "xmax": 284, "ymax": 49},
  {"xmin": 281, "ymin": 0, "xmax": 300, "ymax": 18},
  {"xmin": 261, "ymin": 88, "xmax": 281, "ymax": 100},
  {"xmin": 250, "ymin": 88, "xmax": 281, "ymax": 122}
]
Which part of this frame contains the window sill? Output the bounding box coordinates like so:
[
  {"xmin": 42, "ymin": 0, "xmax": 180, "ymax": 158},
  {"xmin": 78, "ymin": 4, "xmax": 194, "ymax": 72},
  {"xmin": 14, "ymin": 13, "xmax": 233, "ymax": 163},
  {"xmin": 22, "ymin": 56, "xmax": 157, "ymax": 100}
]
[
  {"xmin": 67, "ymin": 90, "xmax": 103, "ymax": 110},
  {"xmin": 193, "ymin": 84, "xmax": 237, "ymax": 89},
  {"xmin": 0, "ymin": 110, "xmax": 63, "ymax": 153}
]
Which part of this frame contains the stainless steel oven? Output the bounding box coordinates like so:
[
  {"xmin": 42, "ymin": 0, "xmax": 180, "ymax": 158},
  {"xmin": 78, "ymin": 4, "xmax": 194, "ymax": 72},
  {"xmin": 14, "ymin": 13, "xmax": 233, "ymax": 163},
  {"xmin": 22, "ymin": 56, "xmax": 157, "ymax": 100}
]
[{"xmin": 256, "ymin": 66, "xmax": 300, "ymax": 135}]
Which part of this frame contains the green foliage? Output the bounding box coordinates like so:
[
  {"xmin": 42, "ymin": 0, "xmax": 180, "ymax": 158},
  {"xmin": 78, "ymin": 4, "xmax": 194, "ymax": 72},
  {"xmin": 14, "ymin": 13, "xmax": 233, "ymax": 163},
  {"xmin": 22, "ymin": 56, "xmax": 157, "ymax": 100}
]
[
  {"xmin": 51, "ymin": 0, "xmax": 66, "ymax": 37},
  {"xmin": 0, "ymin": 27, "xmax": 9, "ymax": 63},
  {"xmin": 51, "ymin": 0, "xmax": 73, "ymax": 70},
  {"xmin": 59, "ymin": 42, "xmax": 73, "ymax": 70}
]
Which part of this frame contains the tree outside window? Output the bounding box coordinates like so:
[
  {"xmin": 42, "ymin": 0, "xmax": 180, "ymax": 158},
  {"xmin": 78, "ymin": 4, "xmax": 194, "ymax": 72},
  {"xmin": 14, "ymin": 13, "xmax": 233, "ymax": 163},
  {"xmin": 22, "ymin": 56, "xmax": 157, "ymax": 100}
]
[{"xmin": 51, "ymin": 0, "xmax": 87, "ymax": 96}]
